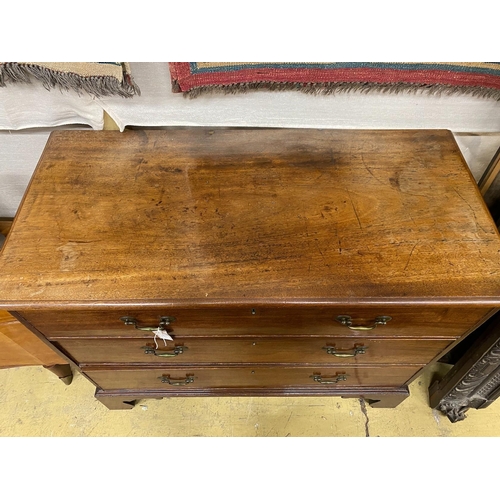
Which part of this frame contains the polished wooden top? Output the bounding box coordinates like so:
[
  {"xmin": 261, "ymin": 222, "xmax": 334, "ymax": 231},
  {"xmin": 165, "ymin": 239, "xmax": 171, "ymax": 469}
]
[{"xmin": 0, "ymin": 128, "xmax": 499, "ymax": 308}]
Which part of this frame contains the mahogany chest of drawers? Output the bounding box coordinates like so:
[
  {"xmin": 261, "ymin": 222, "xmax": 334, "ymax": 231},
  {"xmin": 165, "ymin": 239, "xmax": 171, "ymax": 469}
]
[{"xmin": 1, "ymin": 128, "xmax": 499, "ymax": 410}]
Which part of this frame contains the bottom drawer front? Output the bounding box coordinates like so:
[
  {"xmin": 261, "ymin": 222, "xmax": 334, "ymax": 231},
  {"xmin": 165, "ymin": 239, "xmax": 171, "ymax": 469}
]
[{"xmin": 85, "ymin": 366, "xmax": 419, "ymax": 391}]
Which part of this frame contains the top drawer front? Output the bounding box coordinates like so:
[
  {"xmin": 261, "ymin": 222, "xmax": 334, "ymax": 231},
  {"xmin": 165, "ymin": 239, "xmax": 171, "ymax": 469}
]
[{"xmin": 20, "ymin": 306, "xmax": 490, "ymax": 339}]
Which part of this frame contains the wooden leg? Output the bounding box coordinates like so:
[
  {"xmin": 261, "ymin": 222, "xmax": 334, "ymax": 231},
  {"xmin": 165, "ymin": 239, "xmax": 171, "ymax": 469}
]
[
  {"xmin": 95, "ymin": 394, "xmax": 136, "ymax": 410},
  {"xmin": 360, "ymin": 388, "xmax": 410, "ymax": 408},
  {"xmin": 339, "ymin": 388, "xmax": 409, "ymax": 408},
  {"xmin": 366, "ymin": 394, "xmax": 409, "ymax": 408},
  {"xmin": 44, "ymin": 364, "xmax": 73, "ymax": 385}
]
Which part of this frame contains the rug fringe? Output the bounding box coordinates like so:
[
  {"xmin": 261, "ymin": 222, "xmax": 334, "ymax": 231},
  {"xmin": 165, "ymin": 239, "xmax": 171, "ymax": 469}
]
[
  {"xmin": 0, "ymin": 63, "xmax": 140, "ymax": 98},
  {"xmin": 182, "ymin": 81, "xmax": 500, "ymax": 100}
]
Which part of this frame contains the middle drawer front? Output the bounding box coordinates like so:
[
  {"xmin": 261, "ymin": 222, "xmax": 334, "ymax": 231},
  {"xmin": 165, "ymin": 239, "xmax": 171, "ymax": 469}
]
[
  {"xmin": 85, "ymin": 365, "xmax": 419, "ymax": 391},
  {"xmin": 55, "ymin": 337, "xmax": 453, "ymax": 366}
]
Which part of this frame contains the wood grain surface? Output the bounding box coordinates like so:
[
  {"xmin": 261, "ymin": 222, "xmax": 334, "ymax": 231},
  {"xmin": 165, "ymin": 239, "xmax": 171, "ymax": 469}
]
[{"xmin": 0, "ymin": 128, "xmax": 499, "ymax": 307}]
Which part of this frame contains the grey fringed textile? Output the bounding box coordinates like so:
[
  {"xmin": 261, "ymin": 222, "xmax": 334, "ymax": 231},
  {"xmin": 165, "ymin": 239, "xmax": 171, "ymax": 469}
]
[{"xmin": 0, "ymin": 62, "xmax": 140, "ymax": 98}]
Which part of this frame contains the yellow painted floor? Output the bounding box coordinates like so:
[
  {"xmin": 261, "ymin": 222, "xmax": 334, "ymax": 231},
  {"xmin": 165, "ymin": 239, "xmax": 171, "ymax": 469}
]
[{"xmin": 1, "ymin": 362, "xmax": 500, "ymax": 437}]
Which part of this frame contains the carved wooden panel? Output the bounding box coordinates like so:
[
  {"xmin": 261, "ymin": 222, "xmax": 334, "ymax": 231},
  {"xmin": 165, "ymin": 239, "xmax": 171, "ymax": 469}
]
[{"xmin": 430, "ymin": 310, "xmax": 500, "ymax": 422}]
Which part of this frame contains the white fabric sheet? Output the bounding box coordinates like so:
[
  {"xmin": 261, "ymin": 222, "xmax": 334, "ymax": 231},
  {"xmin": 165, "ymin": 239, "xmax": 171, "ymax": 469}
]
[
  {"xmin": 0, "ymin": 130, "xmax": 51, "ymax": 216},
  {"xmin": 0, "ymin": 81, "xmax": 104, "ymax": 130},
  {"xmin": 2, "ymin": 62, "xmax": 500, "ymax": 134},
  {"xmin": 101, "ymin": 63, "xmax": 500, "ymax": 133}
]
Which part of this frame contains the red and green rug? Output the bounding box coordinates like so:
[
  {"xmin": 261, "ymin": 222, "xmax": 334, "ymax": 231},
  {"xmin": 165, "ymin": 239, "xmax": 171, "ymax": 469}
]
[{"xmin": 169, "ymin": 62, "xmax": 500, "ymax": 99}]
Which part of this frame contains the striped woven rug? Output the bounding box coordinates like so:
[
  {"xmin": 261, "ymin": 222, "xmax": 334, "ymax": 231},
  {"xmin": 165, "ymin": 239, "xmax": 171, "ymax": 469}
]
[{"xmin": 169, "ymin": 62, "xmax": 500, "ymax": 99}]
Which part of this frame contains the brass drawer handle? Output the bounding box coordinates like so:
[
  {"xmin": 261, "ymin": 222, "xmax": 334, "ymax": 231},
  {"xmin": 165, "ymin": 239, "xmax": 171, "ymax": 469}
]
[
  {"xmin": 159, "ymin": 374, "xmax": 194, "ymax": 386},
  {"xmin": 143, "ymin": 345, "xmax": 186, "ymax": 357},
  {"xmin": 336, "ymin": 315, "xmax": 392, "ymax": 331},
  {"xmin": 322, "ymin": 345, "xmax": 367, "ymax": 357},
  {"xmin": 120, "ymin": 316, "xmax": 176, "ymax": 331},
  {"xmin": 311, "ymin": 373, "xmax": 348, "ymax": 384}
]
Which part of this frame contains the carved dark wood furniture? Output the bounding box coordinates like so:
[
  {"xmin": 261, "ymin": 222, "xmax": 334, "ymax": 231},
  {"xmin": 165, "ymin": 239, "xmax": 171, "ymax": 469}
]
[
  {"xmin": 430, "ymin": 311, "xmax": 500, "ymax": 422},
  {"xmin": 0, "ymin": 128, "xmax": 499, "ymax": 410}
]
